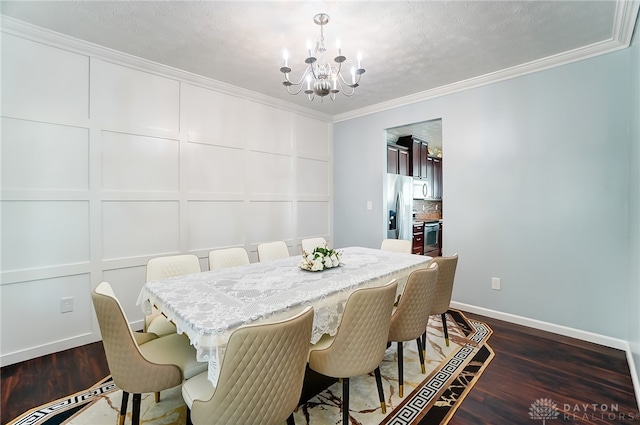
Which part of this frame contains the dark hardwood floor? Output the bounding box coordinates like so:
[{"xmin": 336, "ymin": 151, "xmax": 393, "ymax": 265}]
[{"xmin": 2, "ymin": 312, "xmax": 638, "ymax": 425}]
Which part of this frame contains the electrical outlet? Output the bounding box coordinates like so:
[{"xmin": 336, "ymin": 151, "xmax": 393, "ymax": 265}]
[
  {"xmin": 60, "ymin": 297, "xmax": 74, "ymax": 313},
  {"xmin": 491, "ymin": 277, "xmax": 501, "ymax": 291}
]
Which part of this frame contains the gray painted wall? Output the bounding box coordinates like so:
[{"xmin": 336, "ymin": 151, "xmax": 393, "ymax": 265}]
[{"xmin": 334, "ymin": 42, "xmax": 637, "ymax": 350}]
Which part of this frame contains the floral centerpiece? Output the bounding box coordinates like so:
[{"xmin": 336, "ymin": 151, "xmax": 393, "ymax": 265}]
[{"xmin": 299, "ymin": 245, "xmax": 342, "ymax": 272}]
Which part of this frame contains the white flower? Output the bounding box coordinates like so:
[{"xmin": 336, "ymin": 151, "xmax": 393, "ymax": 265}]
[{"xmin": 311, "ymin": 258, "xmax": 324, "ymax": 271}]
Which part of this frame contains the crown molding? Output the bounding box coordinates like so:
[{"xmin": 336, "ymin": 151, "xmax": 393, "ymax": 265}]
[
  {"xmin": 0, "ymin": 15, "xmax": 333, "ymax": 123},
  {"xmin": 333, "ymin": 0, "xmax": 640, "ymax": 123},
  {"xmin": 2, "ymin": 0, "xmax": 638, "ymax": 126}
]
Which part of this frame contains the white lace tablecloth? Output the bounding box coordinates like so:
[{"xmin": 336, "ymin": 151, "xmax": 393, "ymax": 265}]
[{"xmin": 137, "ymin": 246, "xmax": 431, "ymax": 385}]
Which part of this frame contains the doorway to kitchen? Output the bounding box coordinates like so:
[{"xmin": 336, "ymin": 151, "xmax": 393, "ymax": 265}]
[{"xmin": 385, "ymin": 118, "xmax": 443, "ymax": 256}]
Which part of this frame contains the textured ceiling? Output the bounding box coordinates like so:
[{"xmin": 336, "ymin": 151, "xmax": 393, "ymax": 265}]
[{"xmin": 1, "ymin": 1, "xmax": 637, "ymax": 123}]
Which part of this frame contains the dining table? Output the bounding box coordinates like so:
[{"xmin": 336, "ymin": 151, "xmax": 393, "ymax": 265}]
[{"xmin": 137, "ymin": 246, "xmax": 432, "ymax": 385}]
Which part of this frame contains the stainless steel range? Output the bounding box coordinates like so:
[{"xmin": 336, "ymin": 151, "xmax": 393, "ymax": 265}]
[{"xmin": 423, "ymin": 221, "xmax": 440, "ymax": 257}]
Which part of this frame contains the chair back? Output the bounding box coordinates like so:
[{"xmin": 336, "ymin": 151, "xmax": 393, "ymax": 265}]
[
  {"xmin": 190, "ymin": 307, "xmax": 314, "ymax": 425},
  {"xmin": 430, "ymin": 254, "xmax": 458, "ymax": 314},
  {"xmin": 380, "ymin": 239, "xmax": 412, "ymax": 254},
  {"xmin": 257, "ymin": 241, "xmax": 290, "ymax": 262},
  {"xmin": 388, "ymin": 262, "xmax": 439, "ymax": 342},
  {"xmin": 208, "ymin": 247, "xmax": 250, "ymax": 270},
  {"xmin": 301, "ymin": 237, "xmax": 327, "ymax": 253},
  {"xmin": 91, "ymin": 282, "xmax": 182, "ymax": 393},
  {"xmin": 146, "ymin": 254, "xmax": 201, "ymax": 282},
  {"xmin": 309, "ymin": 280, "xmax": 398, "ymax": 378}
]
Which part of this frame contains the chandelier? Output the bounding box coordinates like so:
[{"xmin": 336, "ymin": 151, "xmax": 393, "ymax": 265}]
[{"xmin": 279, "ymin": 13, "xmax": 365, "ymax": 101}]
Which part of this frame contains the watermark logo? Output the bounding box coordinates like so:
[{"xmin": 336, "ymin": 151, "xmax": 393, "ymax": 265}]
[
  {"xmin": 529, "ymin": 398, "xmax": 638, "ymax": 422},
  {"xmin": 529, "ymin": 398, "xmax": 560, "ymax": 425},
  {"xmin": 529, "ymin": 398, "xmax": 560, "ymax": 424}
]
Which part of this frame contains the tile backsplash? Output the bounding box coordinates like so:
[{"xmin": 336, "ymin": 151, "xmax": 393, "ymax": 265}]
[{"xmin": 414, "ymin": 199, "xmax": 442, "ymax": 217}]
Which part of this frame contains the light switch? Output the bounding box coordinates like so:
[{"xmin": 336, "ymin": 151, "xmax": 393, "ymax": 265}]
[{"xmin": 366, "ymin": 201, "xmax": 373, "ymax": 210}]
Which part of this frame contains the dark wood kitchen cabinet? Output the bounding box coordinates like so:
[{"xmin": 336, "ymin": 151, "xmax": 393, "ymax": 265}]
[
  {"xmin": 387, "ymin": 143, "xmax": 409, "ymax": 175},
  {"xmin": 425, "ymin": 155, "xmax": 443, "ymax": 199},
  {"xmin": 412, "ymin": 222, "xmax": 424, "ymax": 255},
  {"xmin": 397, "ymin": 135, "xmax": 429, "ymax": 179}
]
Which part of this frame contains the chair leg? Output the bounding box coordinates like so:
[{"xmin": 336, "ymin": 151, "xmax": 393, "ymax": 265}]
[
  {"xmin": 342, "ymin": 377, "xmax": 350, "ymax": 424},
  {"xmin": 397, "ymin": 341, "xmax": 404, "ymax": 398},
  {"xmin": 421, "ymin": 330, "xmax": 427, "ymax": 359},
  {"xmin": 119, "ymin": 391, "xmax": 129, "ymax": 425},
  {"xmin": 441, "ymin": 313, "xmax": 449, "ymax": 346},
  {"xmin": 155, "ymin": 391, "xmax": 160, "ymax": 403},
  {"xmin": 374, "ymin": 367, "xmax": 386, "ymax": 414},
  {"xmin": 286, "ymin": 413, "xmax": 296, "ymax": 425},
  {"xmin": 416, "ymin": 337, "xmax": 426, "ymax": 374},
  {"xmin": 186, "ymin": 408, "xmax": 193, "ymax": 425},
  {"xmin": 132, "ymin": 393, "xmax": 141, "ymax": 425}
]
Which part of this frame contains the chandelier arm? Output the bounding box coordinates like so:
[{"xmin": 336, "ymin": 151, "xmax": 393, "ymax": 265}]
[
  {"xmin": 336, "ymin": 72, "xmax": 360, "ymax": 92},
  {"xmin": 283, "ymin": 66, "xmax": 313, "ymax": 86},
  {"xmin": 286, "ymin": 83, "xmax": 307, "ymax": 96},
  {"xmin": 335, "ymin": 79, "xmax": 356, "ymax": 97}
]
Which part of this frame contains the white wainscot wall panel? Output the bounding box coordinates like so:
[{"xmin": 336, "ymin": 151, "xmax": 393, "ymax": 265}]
[
  {"xmin": 244, "ymin": 102, "xmax": 292, "ymax": 155},
  {"xmin": 102, "ymin": 201, "xmax": 180, "ymax": 260},
  {"xmin": 0, "ymin": 274, "xmax": 92, "ymax": 355},
  {"xmin": 297, "ymin": 201, "xmax": 330, "ymax": 239},
  {"xmin": 97, "ymin": 60, "xmax": 179, "ymax": 134},
  {"xmin": 247, "ymin": 201, "xmax": 293, "ymax": 244},
  {"xmin": 187, "ymin": 201, "xmax": 245, "ymax": 251},
  {"xmin": 102, "ymin": 131, "xmax": 179, "ymax": 192},
  {"xmin": 296, "ymin": 158, "xmax": 330, "ymax": 196},
  {"xmin": 1, "ymin": 118, "xmax": 89, "ymax": 191},
  {"xmin": 1, "ymin": 34, "xmax": 89, "ymax": 123},
  {"xmin": 182, "ymin": 83, "xmax": 246, "ymax": 147},
  {"xmin": 102, "ymin": 265, "xmax": 147, "ymax": 325},
  {"xmin": 248, "ymin": 151, "xmax": 293, "ymax": 195},
  {"xmin": 1, "ymin": 201, "xmax": 90, "ymax": 271},
  {"xmin": 186, "ymin": 143, "xmax": 245, "ymax": 194},
  {"xmin": 296, "ymin": 115, "xmax": 331, "ymax": 159}
]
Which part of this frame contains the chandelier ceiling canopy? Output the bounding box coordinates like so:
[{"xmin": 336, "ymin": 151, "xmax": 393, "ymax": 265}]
[{"xmin": 280, "ymin": 13, "xmax": 365, "ymax": 102}]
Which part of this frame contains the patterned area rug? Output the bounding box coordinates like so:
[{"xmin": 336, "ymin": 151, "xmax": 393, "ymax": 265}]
[{"xmin": 9, "ymin": 310, "xmax": 493, "ymax": 425}]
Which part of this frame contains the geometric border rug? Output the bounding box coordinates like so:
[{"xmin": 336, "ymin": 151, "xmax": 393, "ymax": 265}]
[{"xmin": 8, "ymin": 309, "xmax": 493, "ymax": 425}]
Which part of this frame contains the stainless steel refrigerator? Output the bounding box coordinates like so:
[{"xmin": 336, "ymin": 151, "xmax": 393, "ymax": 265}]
[{"xmin": 386, "ymin": 174, "xmax": 414, "ymax": 240}]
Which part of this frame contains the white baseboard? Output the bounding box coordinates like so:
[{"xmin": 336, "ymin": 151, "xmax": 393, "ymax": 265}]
[
  {"xmin": 451, "ymin": 301, "xmax": 640, "ymax": 408},
  {"xmin": 0, "ymin": 333, "xmax": 99, "ymax": 367}
]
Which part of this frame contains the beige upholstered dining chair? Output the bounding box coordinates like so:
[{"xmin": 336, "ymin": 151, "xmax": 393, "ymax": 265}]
[
  {"xmin": 380, "ymin": 238, "xmax": 412, "ymax": 254},
  {"xmin": 257, "ymin": 240, "xmax": 290, "ymax": 262},
  {"xmin": 422, "ymin": 254, "xmax": 459, "ymax": 352},
  {"xmin": 308, "ymin": 280, "xmax": 398, "ymax": 424},
  {"xmin": 181, "ymin": 307, "xmax": 314, "ymax": 425},
  {"xmin": 388, "ymin": 262, "xmax": 439, "ymax": 397},
  {"xmin": 144, "ymin": 254, "xmax": 201, "ymax": 336},
  {"xmin": 301, "ymin": 237, "xmax": 327, "ymax": 253},
  {"xmin": 92, "ymin": 282, "xmax": 207, "ymax": 425},
  {"xmin": 208, "ymin": 247, "xmax": 250, "ymax": 270}
]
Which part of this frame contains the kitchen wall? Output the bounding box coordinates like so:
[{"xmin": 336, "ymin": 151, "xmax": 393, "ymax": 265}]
[
  {"xmin": 0, "ymin": 27, "xmax": 332, "ymax": 366},
  {"xmin": 334, "ymin": 36, "xmax": 636, "ymax": 348}
]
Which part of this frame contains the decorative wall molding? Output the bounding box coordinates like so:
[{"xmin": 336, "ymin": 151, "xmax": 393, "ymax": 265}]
[{"xmin": 0, "ymin": 15, "xmax": 332, "ymax": 124}]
